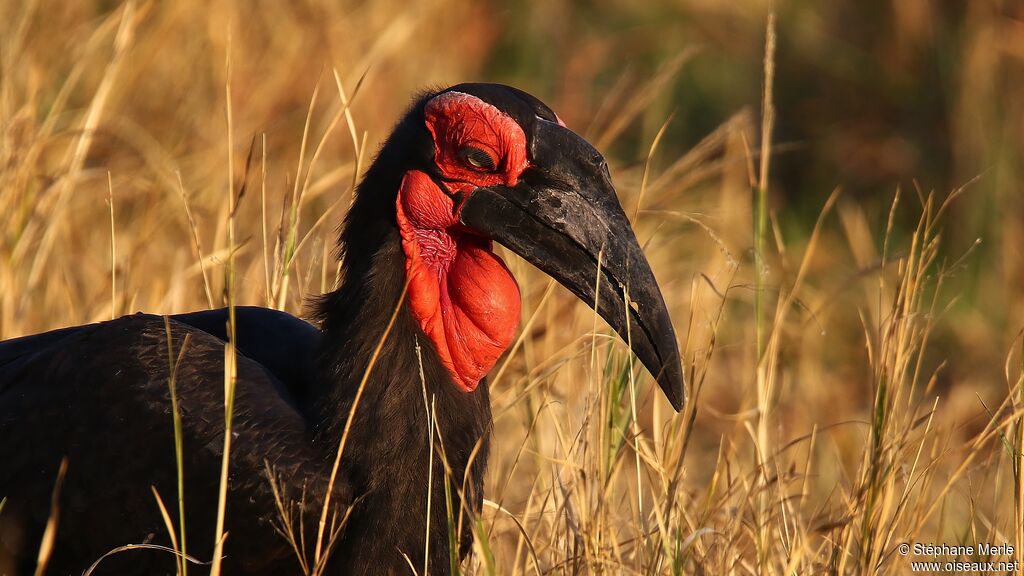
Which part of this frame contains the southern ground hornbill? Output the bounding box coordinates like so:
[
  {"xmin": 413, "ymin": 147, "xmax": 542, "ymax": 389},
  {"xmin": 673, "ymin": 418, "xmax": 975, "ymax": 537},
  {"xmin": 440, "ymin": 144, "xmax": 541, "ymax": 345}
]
[{"xmin": 0, "ymin": 83, "xmax": 684, "ymax": 575}]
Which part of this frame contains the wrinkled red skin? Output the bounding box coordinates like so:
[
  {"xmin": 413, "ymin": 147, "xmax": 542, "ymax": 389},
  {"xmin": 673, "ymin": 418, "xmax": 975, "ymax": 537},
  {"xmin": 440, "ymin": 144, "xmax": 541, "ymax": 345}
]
[{"xmin": 396, "ymin": 92, "xmax": 530, "ymax": 391}]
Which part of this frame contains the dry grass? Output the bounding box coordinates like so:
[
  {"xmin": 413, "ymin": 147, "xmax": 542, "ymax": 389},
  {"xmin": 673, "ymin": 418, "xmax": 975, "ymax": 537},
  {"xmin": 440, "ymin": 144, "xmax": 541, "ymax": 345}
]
[{"xmin": 2, "ymin": 1, "xmax": 1023, "ymax": 574}]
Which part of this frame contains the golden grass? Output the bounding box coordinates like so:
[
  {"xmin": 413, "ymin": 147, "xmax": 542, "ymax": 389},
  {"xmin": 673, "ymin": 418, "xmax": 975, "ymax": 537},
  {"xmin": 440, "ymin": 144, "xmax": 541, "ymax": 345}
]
[{"xmin": 2, "ymin": 1, "xmax": 1023, "ymax": 574}]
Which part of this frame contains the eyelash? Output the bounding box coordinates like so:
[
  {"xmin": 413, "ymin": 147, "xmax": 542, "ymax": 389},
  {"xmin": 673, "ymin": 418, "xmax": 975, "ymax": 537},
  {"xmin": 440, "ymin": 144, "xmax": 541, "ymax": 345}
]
[{"xmin": 459, "ymin": 146, "xmax": 497, "ymax": 172}]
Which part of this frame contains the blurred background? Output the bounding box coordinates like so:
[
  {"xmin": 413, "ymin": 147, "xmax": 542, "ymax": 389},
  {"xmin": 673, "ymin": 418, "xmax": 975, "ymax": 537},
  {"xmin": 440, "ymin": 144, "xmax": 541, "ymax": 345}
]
[{"xmin": 1, "ymin": 0, "xmax": 1022, "ymax": 573}]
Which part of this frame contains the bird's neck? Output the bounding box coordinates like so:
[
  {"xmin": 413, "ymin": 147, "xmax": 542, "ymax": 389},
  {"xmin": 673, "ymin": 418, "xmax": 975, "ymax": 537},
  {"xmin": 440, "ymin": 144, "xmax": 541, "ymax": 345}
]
[
  {"xmin": 307, "ymin": 151, "xmax": 501, "ymax": 446},
  {"xmin": 308, "ymin": 168, "xmax": 491, "ymax": 565},
  {"xmin": 309, "ymin": 219, "xmax": 479, "ymax": 444},
  {"xmin": 305, "ymin": 156, "xmax": 493, "ymax": 461}
]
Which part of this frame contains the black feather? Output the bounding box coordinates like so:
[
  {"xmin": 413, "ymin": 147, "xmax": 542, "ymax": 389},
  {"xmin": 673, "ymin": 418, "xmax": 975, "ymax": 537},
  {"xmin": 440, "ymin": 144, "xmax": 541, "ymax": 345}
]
[{"xmin": 0, "ymin": 85, "xmax": 516, "ymax": 575}]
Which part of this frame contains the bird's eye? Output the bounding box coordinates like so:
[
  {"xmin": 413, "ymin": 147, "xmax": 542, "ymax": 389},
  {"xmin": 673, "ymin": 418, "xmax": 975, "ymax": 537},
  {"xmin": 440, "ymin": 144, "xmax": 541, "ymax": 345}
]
[{"xmin": 459, "ymin": 146, "xmax": 497, "ymax": 171}]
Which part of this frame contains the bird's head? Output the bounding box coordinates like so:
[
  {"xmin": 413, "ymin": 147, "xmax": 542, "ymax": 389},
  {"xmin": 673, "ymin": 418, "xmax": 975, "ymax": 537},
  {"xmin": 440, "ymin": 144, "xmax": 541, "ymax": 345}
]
[{"xmin": 374, "ymin": 83, "xmax": 684, "ymax": 411}]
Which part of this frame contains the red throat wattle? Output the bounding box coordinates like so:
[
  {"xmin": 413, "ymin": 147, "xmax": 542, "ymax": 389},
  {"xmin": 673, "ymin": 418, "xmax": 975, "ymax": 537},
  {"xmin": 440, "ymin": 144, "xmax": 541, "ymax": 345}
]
[
  {"xmin": 397, "ymin": 171, "xmax": 521, "ymax": 391},
  {"xmin": 396, "ymin": 92, "xmax": 530, "ymax": 392}
]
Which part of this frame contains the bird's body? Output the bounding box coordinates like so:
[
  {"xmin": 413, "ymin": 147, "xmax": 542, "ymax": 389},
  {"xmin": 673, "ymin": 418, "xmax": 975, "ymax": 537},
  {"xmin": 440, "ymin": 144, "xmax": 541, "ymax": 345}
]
[
  {"xmin": 0, "ymin": 84, "xmax": 684, "ymax": 575},
  {"xmin": 0, "ymin": 250, "xmax": 485, "ymax": 575},
  {"xmin": 0, "ymin": 311, "xmax": 339, "ymax": 575}
]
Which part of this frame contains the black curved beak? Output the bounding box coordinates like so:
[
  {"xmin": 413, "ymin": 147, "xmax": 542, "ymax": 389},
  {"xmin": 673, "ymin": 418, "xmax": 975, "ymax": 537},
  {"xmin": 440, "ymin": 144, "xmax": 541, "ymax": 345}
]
[{"xmin": 459, "ymin": 119, "xmax": 685, "ymax": 411}]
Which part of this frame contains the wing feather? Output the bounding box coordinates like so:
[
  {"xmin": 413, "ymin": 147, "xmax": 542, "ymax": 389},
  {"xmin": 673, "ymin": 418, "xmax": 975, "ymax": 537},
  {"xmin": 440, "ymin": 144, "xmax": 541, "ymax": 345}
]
[{"xmin": 0, "ymin": 312, "xmax": 349, "ymax": 574}]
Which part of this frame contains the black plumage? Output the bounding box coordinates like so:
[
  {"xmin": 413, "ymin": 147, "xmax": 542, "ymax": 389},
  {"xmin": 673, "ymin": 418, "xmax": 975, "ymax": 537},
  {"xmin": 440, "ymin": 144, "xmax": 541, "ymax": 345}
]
[{"xmin": 0, "ymin": 83, "xmax": 684, "ymax": 575}]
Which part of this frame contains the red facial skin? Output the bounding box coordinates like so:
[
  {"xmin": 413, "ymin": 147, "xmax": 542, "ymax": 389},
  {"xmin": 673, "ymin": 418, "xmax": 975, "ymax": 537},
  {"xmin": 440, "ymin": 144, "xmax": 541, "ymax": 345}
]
[{"xmin": 396, "ymin": 92, "xmax": 530, "ymax": 392}]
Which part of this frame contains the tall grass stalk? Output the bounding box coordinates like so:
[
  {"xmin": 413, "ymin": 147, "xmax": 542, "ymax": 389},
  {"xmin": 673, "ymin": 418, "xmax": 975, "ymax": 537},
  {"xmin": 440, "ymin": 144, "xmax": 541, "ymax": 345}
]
[
  {"xmin": 177, "ymin": 172, "xmax": 215, "ymax": 310},
  {"xmin": 210, "ymin": 32, "xmax": 239, "ymax": 576},
  {"xmin": 419, "ymin": 343, "xmax": 436, "ymax": 576},
  {"xmin": 163, "ymin": 319, "xmax": 192, "ymax": 576},
  {"xmin": 32, "ymin": 459, "xmax": 67, "ymax": 576},
  {"xmin": 274, "ymin": 77, "xmax": 320, "ymax": 311},
  {"xmin": 106, "ymin": 172, "xmax": 116, "ymax": 320},
  {"xmin": 1015, "ymin": 330, "xmax": 1024, "ymax": 575},
  {"xmin": 753, "ymin": 11, "xmax": 776, "ymax": 573},
  {"xmin": 754, "ymin": 12, "xmax": 775, "ymax": 362},
  {"xmin": 151, "ymin": 488, "xmax": 182, "ymax": 572}
]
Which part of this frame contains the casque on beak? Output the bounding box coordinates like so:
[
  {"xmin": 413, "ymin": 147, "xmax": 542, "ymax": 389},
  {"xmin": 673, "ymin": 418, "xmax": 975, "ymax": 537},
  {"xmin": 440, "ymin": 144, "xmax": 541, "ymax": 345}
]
[{"xmin": 459, "ymin": 119, "xmax": 686, "ymax": 411}]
